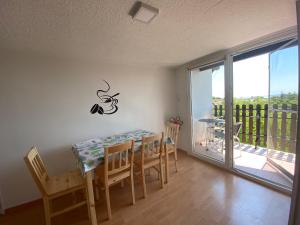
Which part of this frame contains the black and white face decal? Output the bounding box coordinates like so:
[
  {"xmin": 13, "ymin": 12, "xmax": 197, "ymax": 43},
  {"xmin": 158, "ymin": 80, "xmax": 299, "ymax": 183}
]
[{"xmin": 90, "ymin": 80, "xmax": 120, "ymax": 115}]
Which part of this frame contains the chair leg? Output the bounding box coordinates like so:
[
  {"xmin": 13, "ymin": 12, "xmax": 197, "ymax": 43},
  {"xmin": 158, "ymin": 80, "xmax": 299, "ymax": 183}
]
[
  {"xmin": 238, "ymin": 139, "xmax": 242, "ymax": 157},
  {"xmin": 159, "ymin": 159, "xmax": 164, "ymax": 188},
  {"xmin": 156, "ymin": 167, "xmax": 160, "ymax": 180},
  {"xmin": 222, "ymin": 140, "xmax": 224, "ymax": 154},
  {"xmin": 105, "ymin": 186, "xmax": 112, "ymax": 220},
  {"xmin": 174, "ymin": 148, "xmax": 178, "ymax": 173},
  {"xmin": 234, "ymin": 137, "xmax": 242, "ymax": 158},
  {"xmin": 121, "ymin": 180, "xmax": 125, "ymax": 188},
  {"xmin": 130, "ymin": 173, "xmax": 136, "ymax": 205},
  {"xmin": 141, "ymin": 169, "xmax": 147, "ymax": 198},
  {"xmin": 165, "ymin": 151, "xmax": 169, "ymax": 184},
  {"xmin": 43, "ymin": 197, "xmax": 51, "ymax": 225}
]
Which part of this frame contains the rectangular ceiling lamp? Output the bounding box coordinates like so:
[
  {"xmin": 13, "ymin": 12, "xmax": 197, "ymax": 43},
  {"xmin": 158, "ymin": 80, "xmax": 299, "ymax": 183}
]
[{"xmin": 132, "ymin": 2, "xmax": 159, "ymax": 23}]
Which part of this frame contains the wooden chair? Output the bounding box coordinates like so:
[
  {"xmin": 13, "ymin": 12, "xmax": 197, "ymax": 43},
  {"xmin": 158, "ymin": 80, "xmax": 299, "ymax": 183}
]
[
  {"xmin": 24, "ymin": 147, "xmax": 89, "ymax": 225},
  {"xmin": 165, "ymin": 122, "xmax": 180, "ymax": 183},
  {"xmin": 234, "ymin": 122, "xmax": 243, "ymax": 157},
  {"xmin": 135, "ymin": 133, "xmax": 164, "ymax": 198},
  {"xmin": 95, "ymin": 140, "xmax": 135, "ymax": 220}
]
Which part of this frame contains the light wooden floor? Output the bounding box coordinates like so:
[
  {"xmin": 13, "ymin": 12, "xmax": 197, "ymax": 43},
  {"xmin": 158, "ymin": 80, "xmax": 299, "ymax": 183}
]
[{"xmin": 0, "ymin": 151, "xmax": 291, "ymax": 225}]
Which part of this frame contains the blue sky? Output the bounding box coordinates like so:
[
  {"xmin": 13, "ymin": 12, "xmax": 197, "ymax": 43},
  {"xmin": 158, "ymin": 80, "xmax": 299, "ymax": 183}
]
[
  {"xmin": 212, "ymin": 45, "xmax": 298, "ymax": 98},
  {"xmin": 270, "ymin": 45, "xmax": 298, "ymax": 96}
]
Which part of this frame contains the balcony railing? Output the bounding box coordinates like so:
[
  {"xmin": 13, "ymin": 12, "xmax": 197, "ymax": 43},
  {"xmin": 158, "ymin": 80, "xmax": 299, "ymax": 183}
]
[{"xmin": 214, "ymin": 104, "xmax": 298, "ymax": 153}]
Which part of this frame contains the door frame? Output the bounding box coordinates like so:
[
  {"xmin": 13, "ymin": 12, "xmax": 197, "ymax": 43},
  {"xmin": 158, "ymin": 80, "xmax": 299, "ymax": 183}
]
[{"xmin": 288, "ymin": 1, "xmax": 300, "ymax": 224}]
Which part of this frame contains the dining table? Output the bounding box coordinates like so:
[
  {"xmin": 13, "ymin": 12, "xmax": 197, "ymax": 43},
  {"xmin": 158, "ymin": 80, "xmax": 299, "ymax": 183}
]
[{"xmin": 72, "ymin": 129, "xmax": 157, "ymax": 225}]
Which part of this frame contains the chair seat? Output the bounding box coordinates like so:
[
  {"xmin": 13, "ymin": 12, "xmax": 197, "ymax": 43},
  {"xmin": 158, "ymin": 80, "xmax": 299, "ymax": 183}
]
[
  {"xmin": 45, "ymin": 169, "xmax": 85, "ymax": 197},
  {"xmin": 96, "ymin": 165, "xmax": 131, "ymax": 186},
  {"xmin": 134, "ymin": 155, "xmax": 160, "ymax": 169}
]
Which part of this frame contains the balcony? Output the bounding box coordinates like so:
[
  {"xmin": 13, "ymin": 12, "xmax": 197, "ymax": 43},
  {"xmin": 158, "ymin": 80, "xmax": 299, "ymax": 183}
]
[{"xmin": 196, "ymin": 103, "xmax": 297, "ymax": 189}]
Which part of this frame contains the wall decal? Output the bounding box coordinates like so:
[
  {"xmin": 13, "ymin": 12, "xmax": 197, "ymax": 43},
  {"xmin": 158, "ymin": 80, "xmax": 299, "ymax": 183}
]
[{"xmin": 90, "ymin": 80, "xmax": 120, "ymax": 115}]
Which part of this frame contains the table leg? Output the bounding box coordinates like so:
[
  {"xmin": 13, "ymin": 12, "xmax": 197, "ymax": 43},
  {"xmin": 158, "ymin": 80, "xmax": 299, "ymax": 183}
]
[{"xmin": 86, "ymin": 170, "xmax": 97, "ymax": 225}]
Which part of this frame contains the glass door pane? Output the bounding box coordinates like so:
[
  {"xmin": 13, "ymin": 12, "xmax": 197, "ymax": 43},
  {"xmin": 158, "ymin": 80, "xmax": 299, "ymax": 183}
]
[
  {"xmin": 191, "ymin": 62, "xmax": 225, "ymax": 163},
  {"xmin": 267, "ymin": 43, "xmax": 298, "ymax": 188},
  {"xmin": 232, "ymin": 53, "xmax": 270, "ymax": 177}
]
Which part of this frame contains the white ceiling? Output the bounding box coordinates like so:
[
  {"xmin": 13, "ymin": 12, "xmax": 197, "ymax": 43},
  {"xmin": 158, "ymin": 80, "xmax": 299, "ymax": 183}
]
[{"xmin": 0, "ymin": 0, "xmax": 297, "ymax": 68}]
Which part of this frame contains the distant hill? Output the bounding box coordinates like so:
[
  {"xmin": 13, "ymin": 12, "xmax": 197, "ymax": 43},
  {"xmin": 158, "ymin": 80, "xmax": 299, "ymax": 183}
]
[{"xmin": 213, "ymin": 93, "xmax": 298, "ymax": 107}]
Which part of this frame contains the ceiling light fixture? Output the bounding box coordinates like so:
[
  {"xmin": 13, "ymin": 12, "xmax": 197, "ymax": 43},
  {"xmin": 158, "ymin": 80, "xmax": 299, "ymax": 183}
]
[{"xmin": 130, "ymin": 1, "xmax": 159, "ymax": 23}]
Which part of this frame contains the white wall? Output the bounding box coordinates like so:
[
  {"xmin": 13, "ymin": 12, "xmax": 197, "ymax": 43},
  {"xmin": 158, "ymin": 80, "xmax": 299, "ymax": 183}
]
[
  {"xmin": 0, "ymin": 50, "xmax": 177, "ymax": 209},
  {"xmin": 191, "ymin": 69, "xmax": 212, "ymax": 119},
  {"xmin": 175, "ymin": 67, "xmax": 192, "ymax": 153}
]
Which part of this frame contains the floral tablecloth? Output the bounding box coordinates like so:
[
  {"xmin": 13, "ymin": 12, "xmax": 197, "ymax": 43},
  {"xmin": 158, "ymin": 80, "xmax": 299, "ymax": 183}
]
[{"xmin": 72, "ymin": 130, "xmax": 156, "ymax": 173}]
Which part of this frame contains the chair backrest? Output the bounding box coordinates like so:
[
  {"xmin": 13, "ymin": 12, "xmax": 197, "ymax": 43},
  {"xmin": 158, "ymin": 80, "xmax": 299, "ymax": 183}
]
[
  {"xmin": 141, "ymin": 133, "xmax": 164, "ymax": 163},
  {"xmin": 104, "ymin": 140, "xmax": 134, "ymax": 178},
  {"xmin": 165, "ymin": 122, "xmax": 179, "ymax": 147},
  {"xmin": 234, "ymin": 122, "xmax": 243, "ymax": 136},
  {"xmin": 24, "ymin": 147, "xmax": 49, "ymax": 195}
]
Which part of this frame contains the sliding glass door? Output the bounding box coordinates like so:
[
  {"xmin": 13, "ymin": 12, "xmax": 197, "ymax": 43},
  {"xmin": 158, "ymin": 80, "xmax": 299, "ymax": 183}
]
[
  {"xmin": 191, "ymin": 62, "xmax": 226, "ymax": 163},
  {"xmin": 267, "ymin": 42, "xmax": 298, "ymax": 188},
  {"xmin": 232, "ymin": 39, "xmax": 298, "ymax": 189},
  {"xmin": 190, "ymin": 37, "xmax": 298, "ymax": 191}
]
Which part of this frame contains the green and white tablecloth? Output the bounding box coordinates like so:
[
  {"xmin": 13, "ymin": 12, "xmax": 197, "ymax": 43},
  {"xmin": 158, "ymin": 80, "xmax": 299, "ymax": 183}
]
[{"xmin": 72, "ymin": 130, "xmax": 155, "ymax": 173}]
